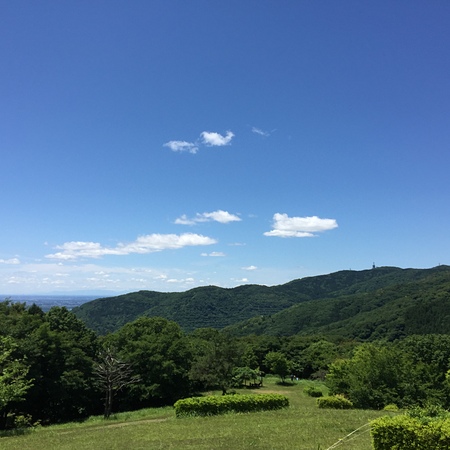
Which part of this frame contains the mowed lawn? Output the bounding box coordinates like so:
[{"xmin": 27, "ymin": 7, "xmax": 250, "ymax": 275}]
[{"xmin": 1, "ymin": 378, "xmax": 391, "ymax": 450}]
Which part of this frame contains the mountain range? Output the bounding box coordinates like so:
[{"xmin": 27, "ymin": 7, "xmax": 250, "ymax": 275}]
[{"xmin": 72, "ymin": 265, "xmax": 450, "ymax": 340}]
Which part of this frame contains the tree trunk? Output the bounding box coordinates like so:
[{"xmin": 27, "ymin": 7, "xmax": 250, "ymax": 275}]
[{"xmin": 104, "ymin": 386, "xmax": 113, "ymax": 419}]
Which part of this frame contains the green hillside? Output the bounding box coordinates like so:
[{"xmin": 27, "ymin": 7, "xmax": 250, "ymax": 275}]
[
  {"xmin": 225, "ymin": 268, "xmax": 450, "ymax": 339},
  {"xmin": 72, "ymin": 265, "xmax": 450, "ymax": 336}
]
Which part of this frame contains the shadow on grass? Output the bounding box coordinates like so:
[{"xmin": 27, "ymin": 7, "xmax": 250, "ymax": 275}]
[
  {"xmin": 0, "ymin": 427, "xmax": 35, "ymax": 438},
  {"xmin": 275, "ymin": 381, "xmax": 296, "ymax": 386}
]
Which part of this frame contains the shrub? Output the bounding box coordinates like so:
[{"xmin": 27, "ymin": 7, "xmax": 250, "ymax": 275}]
[
  {"xmin": 174, "ymin": 393, "xmax": 289, "ymax": 417},
  {"xmin": 317, "ymin": 395, "xmax": 353, "ymax": 409},
  {"xmin": 383, "ymin": 404, "xmax": 399, "ymax": 412},
  {"xmin": 4, "ymin": 413, "xmax": 40, "ymax": 430},
  {"xmin": 304, "ymin": 386, "xmax": 323, "ymax": 398},
  {"xmin": 407, "ymin": 404, "xmax": 450, "ymax": 423},
  {"xmin": 371, "ymin": 415, "xmax": 450, "ymax": 450}
]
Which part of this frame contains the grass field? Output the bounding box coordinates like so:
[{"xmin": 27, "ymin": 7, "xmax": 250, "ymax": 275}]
[{"xmin": 1, "ymin": 378, "xmax": 393, "ymax": 450}]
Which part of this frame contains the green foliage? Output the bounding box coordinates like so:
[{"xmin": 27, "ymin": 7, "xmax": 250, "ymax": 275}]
[
  {"xmin": 304, "ymin": 386, "xmax": 323, "ymax": 397},
  {"xmin": 226, "ymin": 266, "xmax": 450, "ymax": 339},
  {"xmin": 94, "ymin": 347, "xmax": 140, "ymax": 418},
  {"xmin": 383, "ymin": 404, "xmax": 399, "ymax": 411},
  {"xmin": 406, "ymin": 404, "xmax": 450, "ymax": 423},
  {"xmin": 371, "ymin": 415, "xmax": 450, "ymax": 450},
  {"xmin": 72, "ymin": 265, "xmax": 450, "ymax": 338},
  {"xmin": 188, "ymin": 329, "xmax": 239, "ymax": 394},
  {"xmin": 327, "ymin": 337, "xmax": 450, "ymax": 410},
  {"xmin": 0, "ymin": 302, "xmax": 102, "ymax": 427},
  {"xmin": 327, "ymin": 343, "xmax": 412, "ymax": 409},
  {"xmin": 317, "ymin": 395, "xmax": 354, "ymax": 409},
  {"xmin": 27, "ymin": 308, "xmax": 100, "ymax": 423},
  {"xmin": 0, "ymin": 336, "xmax": 33, "ymax": 415},
  {"xmin": 104, "ymin": 317, "xmax": 192, "ymax": 407},
  {"xmin": 232, "ymin": 366, "xmax": 261, "ymax": 387},
  {"xmin": 8, "ymin": 413, "xmax": 39, "ymax": 429},
  {"xmin": 264, "ymin": 351, "xmax": 291, "ymax": 382},
  {"xmin": 174, "ymin": 393, "xmax": 289, "ymax": 417},
  {"xmin": 0, "ymin": 377, "xmax": 387, "ymax": 449},
  {"xmin": 286, "ymin": 337, "xmax": 339, "ymax": 378}
]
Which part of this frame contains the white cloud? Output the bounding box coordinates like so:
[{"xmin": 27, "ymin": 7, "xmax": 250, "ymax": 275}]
[
  {"xmin": 251, "ymin": 127, "xmax": 270, "ymax": 137},
  {"xmin": 0, "ymin": 258, "xmax": 20, "ymax": 265},
  {"xmin": 45, "ymin": 233, "xmax": 217, "ymax": 260},
  {"xmin": 163, "ymin": 140, "xmax": 198, "ymax": 154},
  {"xmin": 264, "ymin": 213, "xmax": 338, "ymax": 238},
  {"xmin": 175, "ymin": 210, "xmax": 241, "ymax": 225},
  {"xmin": 164, "ymin": 130, "xmax": 234, "ymax": 154},
  {"xmin": 166, "ymin": 277, "xmax": 195, "ymax": 284},
  {"xmin": 200, "ymin": 130, "xmax": 234, "ymax": 146},
  {"xmin": 242, "ymin": 265, "xmax": 257, "ymax": 271},
  {"xmin": 154, "ymin": 274, "xmax": 168, "ymax": 280},
  {"xmin": 233, "ymin": 278, "xmax": 249, "ymax": 283},
  {"xmin": 201, "ymin": 252, "xmax": 226, "ymax": 257}
]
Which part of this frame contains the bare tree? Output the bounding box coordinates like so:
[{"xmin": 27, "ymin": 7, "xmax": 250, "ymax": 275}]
[{"xmin": 94, "ymin": 347, "xmax": 139, "ymax": 418}]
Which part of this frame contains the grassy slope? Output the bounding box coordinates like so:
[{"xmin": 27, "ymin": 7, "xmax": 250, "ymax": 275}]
[
  {"xmin": 1, "ymin": 377, "xmax": 392, "ymax": 450},
  {"xmin": 72, "ymin": 265, "xmax": 450, "ymax": 335}
]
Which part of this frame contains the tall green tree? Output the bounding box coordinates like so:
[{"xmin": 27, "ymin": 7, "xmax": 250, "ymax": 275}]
[
  {"xmin": 0, "ymin": 336, "xmax": 33, "ymax": 429},
  {"xmin": 188, "ymin": 328, "xmax": 240, "ymax": 394},
  {"xmin": 327, "ymin": 343, "xmax": 417, "ymax": 409},
  {"xmin": 25, "ymin": 307, "xmax": 101, "ymax": 423},
  {"xmin": 0, "ymin": 302, "xmax": 101, "ymax": 424},
  {"xmin": 264, "ymin": 351, "xmax": 291, "ymax": 383},
  {"xmin": 105, "ymin": 317, "xmax": 192, "ymax": 408}
]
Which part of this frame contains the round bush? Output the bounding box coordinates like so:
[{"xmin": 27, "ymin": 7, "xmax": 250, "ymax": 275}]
[{"xmin": 317, "ymin": 395, "xmax": 353, "ymax": 409}]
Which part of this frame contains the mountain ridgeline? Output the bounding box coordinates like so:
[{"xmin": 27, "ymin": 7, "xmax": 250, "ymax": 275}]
[{"xmin": 72, "ymin": 265, "xmax": 450, "ymax": 339}]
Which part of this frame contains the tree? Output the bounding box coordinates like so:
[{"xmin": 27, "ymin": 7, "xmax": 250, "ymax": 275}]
[
  {"xmin": 188, "ymin": 329, "xmax": 240, "ymax": 394},
  {"xmin": 25, "ymin": 307, "xmax": 101, "ymax": 423},
  {"xmin": 94, "ymin": 347, "xmax": 139, "ymax": 418},
  {"xmin": 105, "ymin": 317, "xmax": 192, "ymax": 408},
  {"xmin": 232, "ymin": 366, "xmax": 261, "ymax": 387},
  {"xmin": 327, "ymin": 343, "xmax": 415, "ymax": 409},
  {"xmin": 264, "ymin": 351, "xmax": 291, "ymax": 383},
  {"xmin": 0, "ymin": 303, "xmax": 101, "ymax": 425},
  {"xmin": 299, "ymin": 340, "xmax": 338, "ymax": 379},
  {"xmin": 0, "ymin": 336, "xmax": 33, "ymax": 429}
]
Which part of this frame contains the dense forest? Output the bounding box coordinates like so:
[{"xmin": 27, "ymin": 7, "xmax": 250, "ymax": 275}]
[
  {"xmin": 73, "ymin": 265, "xmax": 450, "ymax": 337},
  {"xmin": 1, "ymin": 266, "xmax": 450, "ymax": 430}
]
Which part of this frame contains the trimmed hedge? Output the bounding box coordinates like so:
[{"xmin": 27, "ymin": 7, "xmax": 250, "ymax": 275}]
[
  {"xmin": 317, "ymin": 395, "xmax": 353, "ymax": 409},
  {"xmin": 174, "ymin": 394, "xmax": 289, "ymax": 417},
  {"xmin": 304, "ymin": 386, "xmax": 323, "ymax": 398},
  {"xmin": 371, "ymin": 415, "xmax": 450, "ymax": 450}
]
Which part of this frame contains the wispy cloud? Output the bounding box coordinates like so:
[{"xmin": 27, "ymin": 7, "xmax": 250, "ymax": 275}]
[
  {"xmin": 242, "ymin": 265, "xmax": 257, "ymax": 271},
  {"xmin": 175, "ymin": 210, "xmax": 241, "ymax": 225},
  {"xmin": 164, "ymin": 130, "xmax": 234, "ymax": 154},
  {"xmin": 201, "ymin": 251, "xmax": 226, "ymax": 257},
  {"xmin": 251, "ymin": 126, "xmax": 270, "ymax": 137},
  {"xmin": 0, "ymin": 258, "xmax": 20, "ymax": 265},
  {"xmin": 45, "ymin": 233, "xmax": 217, "ymax": 260},
  {"xmin": 200, "ymin": 130, "xmax": 234, "ymax": 146},
  {"xmin": 264, "ymin": 213, "xmax": 338, "ymax": 238},
  {"xmin": 233, "ymin": 277, "xmax": 249, "ymax": 283},
  {"xmin": 163, "ymin": 140, "xmax": 199, "ymax": 154},
  {"xmin": 166, "ymin": 277, "xmax": 195, "ymax": 284}
]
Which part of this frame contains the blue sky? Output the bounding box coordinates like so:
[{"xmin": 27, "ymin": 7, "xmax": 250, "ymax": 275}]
[{"xmin": 1, "ymin": 1, "xmax": 450, "ymax": 295}]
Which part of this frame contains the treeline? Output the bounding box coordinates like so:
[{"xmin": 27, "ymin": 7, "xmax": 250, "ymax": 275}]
[
  {"xmin": 1, "ymin": 300, "xmax": 450, "ymax": 430},
  {"xmin": 73, "ymin": 265, "xmax": 450, "ymax": 336}
]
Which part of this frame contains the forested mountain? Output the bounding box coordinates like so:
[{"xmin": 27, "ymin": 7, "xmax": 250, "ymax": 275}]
[
  {"xmin": 72, "ymin": 265, "xmax": 450, "ymax": 337},
  {"xmin": 225, "ymin": 269, "xmax": 450, "ymax": 340}
]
